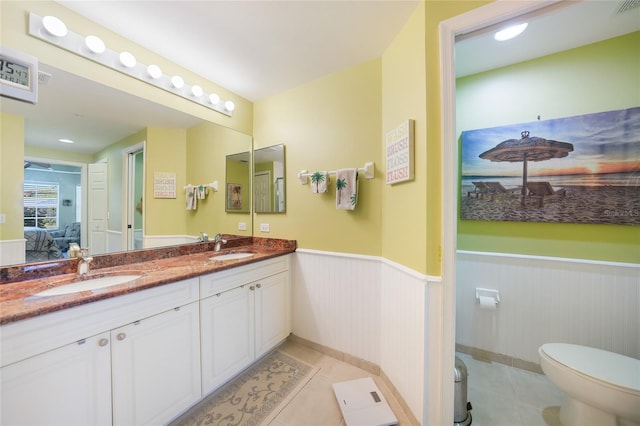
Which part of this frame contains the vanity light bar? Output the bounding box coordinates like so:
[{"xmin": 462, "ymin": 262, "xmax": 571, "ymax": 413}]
[{"xmin": 28, "ymin": 13, "xmax": 235, "ymax": 117}]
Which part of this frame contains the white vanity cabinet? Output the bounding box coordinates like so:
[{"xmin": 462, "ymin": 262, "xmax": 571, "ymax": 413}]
[
  {"xmin": 200, "ymin": 285, "xmax": 254, "ymax": 392},
  {"xmin": 0, "ymin": 277, "xmax": 200, "ymax": 426},
  {"xmin": 111, "ymin": 301, "xmax": 201, "ymax": 425},
  {"xmin": 200, "ymin": 255, "xmax": 291, "ymax": 394},
  {"xmin": 0, "ymin": 332, "xmax": 113, "ymax": 425}
]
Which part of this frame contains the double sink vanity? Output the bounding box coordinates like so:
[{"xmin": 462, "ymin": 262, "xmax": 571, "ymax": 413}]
[{"xmin": 0, "ymin": 235, "xmax": 296, "ymax": 425}]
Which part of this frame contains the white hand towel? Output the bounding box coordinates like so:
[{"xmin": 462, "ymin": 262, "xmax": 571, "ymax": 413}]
[
  {"xmin": 335, "ymin": 168, "xmax": 358, "ymax": 210},
  {"xmin": 310, "ymin": 171, "xmax": 329, "ymax": 193},
  {"xmin": 185, "ymin": 185, "xmax": 197, "ymax": 210},
  {"xmin": 196, "ymin": 184, "xmax": 207, "ymax": 200}
]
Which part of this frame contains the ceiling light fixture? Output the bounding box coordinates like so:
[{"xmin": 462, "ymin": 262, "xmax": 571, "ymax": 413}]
[
  {"xmin": 28, "ymin": 12, "xmax": 235, "ymax": 117},
  {"xmin": 494, "ymin": 23, "xmax": 528, "ymax": 41},
  {"xmin": 58, "ymin": 138, "xmax": 74, "ymax": 144}
]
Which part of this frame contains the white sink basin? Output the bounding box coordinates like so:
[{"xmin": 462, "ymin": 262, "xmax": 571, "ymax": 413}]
[
  {"xmin": 34, "ymin": 275, "xmax": 142, "ymax": 297},
  {"xmin": 209, "ymin": 252, "xmax": 256, "ymax": 261}
]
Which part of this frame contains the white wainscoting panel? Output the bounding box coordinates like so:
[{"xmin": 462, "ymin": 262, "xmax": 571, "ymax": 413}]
[
  {"xmin": 292, "ymin": 250, "xmax": 381, "ymax": 364},
  {"xmin": 292, "ymin": 250, "xmax": 429, "ymax": 422},
  {"xmin": 0, "ymin": 239, "xmax": 26, "ymax": 267},
  {"xmin": 456, "ymin": 251, "xmax": 640, "ymax": 363},
  {"xmin": 107, "ymin": 230, "xmax": 122, "ymax": 253},
  {"xmin": 144, "ymin": 235, "xmax": 195, "ymax": 249},
  {"xmin": 380, "ymin": 259, "xmax": 429, "ymax": 423}
]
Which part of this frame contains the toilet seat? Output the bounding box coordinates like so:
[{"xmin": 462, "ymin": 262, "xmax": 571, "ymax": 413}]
[{"xmin": 540, "ymin": 343, "xmax": 640, "ymax": 393}]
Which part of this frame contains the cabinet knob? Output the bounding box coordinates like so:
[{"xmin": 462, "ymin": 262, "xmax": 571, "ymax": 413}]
[
  {"xmin": 256, "ymin": 283, "xmax": 262, "ymax": 289},
  {"xmin": 117, "ymin": 332, "xmax": 126, "ymax": 341},
  {"xmin": 98, "ymin": 338, "xmax": 109, "ymax": 347},
  {"xmin": 250, "ymin": 286, "xmax": 255, "ymax": 291}
]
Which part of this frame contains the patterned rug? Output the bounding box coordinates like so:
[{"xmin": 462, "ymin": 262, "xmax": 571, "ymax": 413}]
[{"xmin": 170, "ymin": 350, "xmax": 318, "ymax": 426}]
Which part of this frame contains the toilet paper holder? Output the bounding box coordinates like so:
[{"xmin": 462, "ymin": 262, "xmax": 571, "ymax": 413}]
[{"xmin": 475, "ymin": 288, "xmax": 500, "ymax": 305}]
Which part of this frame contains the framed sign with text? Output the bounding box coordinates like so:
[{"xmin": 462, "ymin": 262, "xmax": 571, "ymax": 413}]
[
  {"xmin": 153, "ymin": 172, "xmax": 176, "ymax": 198},
  {"xmin": 386, "ymin": 119, "xmax": 414, "ymax": 184}
]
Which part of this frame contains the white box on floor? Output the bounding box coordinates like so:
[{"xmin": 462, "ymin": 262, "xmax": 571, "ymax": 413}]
[{"xmin": 332, "ymin": 377, "xmax": 398, "ymax": 426}]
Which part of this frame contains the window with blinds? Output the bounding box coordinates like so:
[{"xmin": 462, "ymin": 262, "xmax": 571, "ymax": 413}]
[{"xmin": 24, "ymin": 182, "xmax": 59, "ymax": 229}]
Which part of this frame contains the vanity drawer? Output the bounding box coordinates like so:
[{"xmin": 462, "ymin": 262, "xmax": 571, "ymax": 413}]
[{"xmin": 200, "ymin": 255, "xmax": 289, "ymax": 298}]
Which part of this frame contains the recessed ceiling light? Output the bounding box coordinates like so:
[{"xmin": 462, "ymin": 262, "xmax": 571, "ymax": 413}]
[
  {"xmin": 58, "ymin": 138, "xmax": 74, "ymax": 144},
  {"xmin": 494, "ymin": 23, "xmax": 528, "ymax": 41}
]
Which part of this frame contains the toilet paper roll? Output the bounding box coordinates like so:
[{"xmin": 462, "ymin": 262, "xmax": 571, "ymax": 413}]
[{"xmin": 478, "ymin": 296, "xmax": 496, "ymax": 310}]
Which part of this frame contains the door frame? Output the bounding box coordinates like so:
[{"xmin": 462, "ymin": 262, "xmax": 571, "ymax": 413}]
[
  {"xmin": 437, "ymin": 1, "xmax": 562, "ymax": 424},
  {"xmin": 123, "ymin": 142, "xmax": 145, "ymax": 251}
]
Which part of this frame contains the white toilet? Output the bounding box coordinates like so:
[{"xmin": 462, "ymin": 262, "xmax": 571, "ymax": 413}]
[{"xmin": 539, "ymin": 343, "xmax": 640, "ymax": 426}]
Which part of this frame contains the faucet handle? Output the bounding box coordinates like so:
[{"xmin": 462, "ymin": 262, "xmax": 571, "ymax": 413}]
[{"xmin": 200, "ymin": 232, "xmax": 209, "ymax": 242}]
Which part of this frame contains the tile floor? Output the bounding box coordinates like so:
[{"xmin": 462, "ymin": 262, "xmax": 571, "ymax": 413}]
[
  {"xmin": 267, "ymin": 340, "xmax": 566, "ymax": 426},
  {"xmin": 456, "ymin": 352, "xmax": 565, "ymax": 426},
  {"xmin": 269, "ymin": 340, "xmax": 413, "ymax": 425}
]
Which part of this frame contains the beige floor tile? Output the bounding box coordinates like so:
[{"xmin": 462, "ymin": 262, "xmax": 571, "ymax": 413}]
[{"xmin": 271, "ymin": 374, "xmax": 344, "ymax": 425}]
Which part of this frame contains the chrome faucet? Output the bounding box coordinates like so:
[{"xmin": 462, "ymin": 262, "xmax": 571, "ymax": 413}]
[
  {"xmin": 213, "ymin": 233, "xmax": 227, "ymax": 252},
  {"xmin": 77, "ymin": 248, "xmax": 93, "ymax": 275}
]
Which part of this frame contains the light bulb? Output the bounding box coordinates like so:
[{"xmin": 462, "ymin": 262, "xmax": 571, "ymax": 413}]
[
  {"xmin": 224, "ymin": 101, "xmax": 235, "ymax": 112},
  {"xmin": 42, "ymin": 16, "xmax": 68, "ymax": 38},
  {"xmin": 191, "ymin": 85, "xmax": 203, "ymax": 97},
  {"xmin": 171, "ymin": 75, "xmax": 184, "ymax": 89},
  {"xmin": 119, "ymin": 51, "xmax": 136, "ymax": 68},
  {"xmin": 147, "ymin": 64, "xmax": 162, "ymax": 79},
  {"xmin": 494, "ymin": 23, "xmax": 528, "ymax": 41},
  {"xmin": 85, "ymin": 35, "xmax": 105, "ymax": 54},
  {"xmin": 209, "ymin": 93, "xmax": 220, "ymax": 105}
]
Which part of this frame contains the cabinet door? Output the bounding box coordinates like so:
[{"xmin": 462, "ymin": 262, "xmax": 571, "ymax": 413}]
[
  {"xmin": 111, "ymin": 302, "xmax": 201, "ymax": 425},
  {"xmin": 0, "ymin": 332, "xmax": 112, "ymax": 426},
  {"xmin": 254, "ymin": 271, "xmax": 290, "ymax": 357},
  {"xmin": 200, "ymin": 285, "xmax": 254, "ymax": 393}
]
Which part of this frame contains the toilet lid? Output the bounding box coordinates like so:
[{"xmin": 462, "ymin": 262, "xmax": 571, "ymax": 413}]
[{"xmin": 541, "ymin": 343, "xmax": 640, "ymax": 391}]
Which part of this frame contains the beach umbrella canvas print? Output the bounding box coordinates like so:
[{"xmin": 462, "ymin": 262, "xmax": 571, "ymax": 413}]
[
  {"xmin": 479, "ymin": 131, "xmax": 574, "ymax": 205},
  {"xmin": 460, "ymin": 107, "xmax": 639, "ymax": 225}
]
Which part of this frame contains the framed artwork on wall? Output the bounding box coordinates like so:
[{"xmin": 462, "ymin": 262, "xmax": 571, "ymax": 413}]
[
  {"xmin": 460, "ymin": 107, "xmax": 639, "ymax": 225},
  {"xmin": 226, "ymin": 183, "xmax": 242, "ymax": 210}
]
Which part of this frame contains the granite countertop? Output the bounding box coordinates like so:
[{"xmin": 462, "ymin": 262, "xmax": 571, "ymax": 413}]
[{"xmin": 0, "ymin": 236, "xmax": 296, "ymax": 326}]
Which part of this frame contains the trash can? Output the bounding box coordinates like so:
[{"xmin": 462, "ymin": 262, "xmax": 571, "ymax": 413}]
[{"xmin": 454, "ymin": 356, "xmax": 472, "ymax": 426}]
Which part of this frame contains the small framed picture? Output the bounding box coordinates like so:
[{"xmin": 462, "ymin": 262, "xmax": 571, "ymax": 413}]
[{"xmin": 226, "ymin": 183, "xmax": 242, "ymax": 210}]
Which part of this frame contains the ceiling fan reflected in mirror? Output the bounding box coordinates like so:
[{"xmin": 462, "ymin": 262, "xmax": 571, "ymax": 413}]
[{"xmin": 24, "ymin": 161, "xmax": 51, "ymax": 169}]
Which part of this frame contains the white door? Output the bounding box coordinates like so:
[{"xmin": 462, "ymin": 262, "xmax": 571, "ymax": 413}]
[
  {"xmin": 126, "ymin": 148, "xmax": 144, "ymax": 250},
  {"xmin": 0, "ymin": 332, "xmax": 112, "ymax": 426},
  {"xmin": 111, "ymin": 302, "xmax": 201, "ymax": 425},
  {"xmin": 254, "ymin": 171, "xmax": 271, "ymax": 212},
  {"xmin": 88, "ymin": 162, "xmax": 108, "ymax": 254},
  {"xmin": 254, "ymin": 271, "xmax": 290, "ymax": 358},
  {"xmin": 200, "ymin": 285, "xmax": 254, "ymax": 393}
]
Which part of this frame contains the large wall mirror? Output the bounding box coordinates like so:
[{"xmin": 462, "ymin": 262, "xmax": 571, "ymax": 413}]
[
  {"xmin": 1, "ymin": 63, "xmax": 252, "ymax": 267},
  {"xmin": 253, "ymin": 145, "xmax": 285, "ymax": 213}
]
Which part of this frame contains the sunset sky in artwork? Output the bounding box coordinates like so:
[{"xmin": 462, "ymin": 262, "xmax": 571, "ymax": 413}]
[{"xmin": 461, "ymin": 107, "xmax": 640, "ymax": 178}]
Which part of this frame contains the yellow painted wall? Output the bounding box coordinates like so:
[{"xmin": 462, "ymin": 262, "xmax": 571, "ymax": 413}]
[
  {"xmin": 381, "ymin": 2, "xmax": 427, "ymax": 274},
  {"xmin": 144, "ymin": 128, "xmax": 188, "ymax": 237},
  {"xmin": 0, "ymin": 114, "xmax": 25, "ymax": 240},
  {"xmin": 457, "ymin": 32, "xmax": 640, "ymax": 264},
  {"xmin": 253, "ymin": 59, "xmax": 382, "ymax": 255},
  {"xmin": 186, "ymin": 122, "xmax": 252, "ymax": 237}
]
